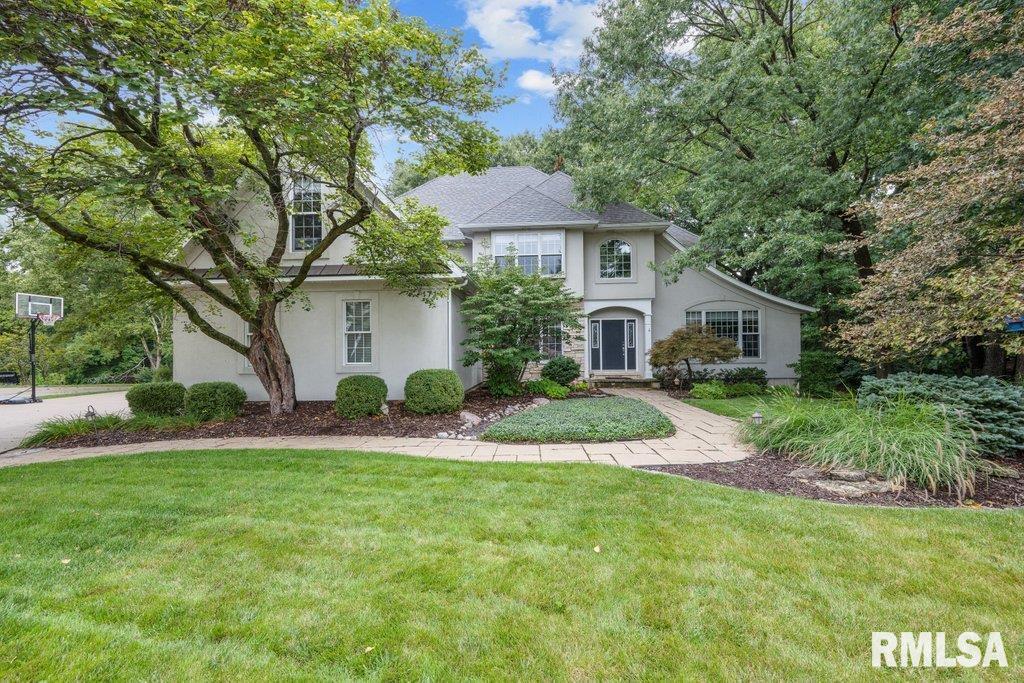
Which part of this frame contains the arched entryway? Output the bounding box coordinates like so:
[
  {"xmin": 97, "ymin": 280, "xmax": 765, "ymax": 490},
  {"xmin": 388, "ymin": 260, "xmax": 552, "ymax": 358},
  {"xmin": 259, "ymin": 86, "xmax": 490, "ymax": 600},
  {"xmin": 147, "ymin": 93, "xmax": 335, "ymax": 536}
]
[{"xmin": 584, "ymin": 302, "xmax": 653, "ymax": 379}]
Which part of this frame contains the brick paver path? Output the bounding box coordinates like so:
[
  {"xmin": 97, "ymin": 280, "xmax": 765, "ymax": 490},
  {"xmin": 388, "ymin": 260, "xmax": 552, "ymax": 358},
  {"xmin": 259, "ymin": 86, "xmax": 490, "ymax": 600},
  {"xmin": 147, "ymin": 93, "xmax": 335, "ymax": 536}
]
[{"xmin": 0, "ymin": 389, "xmax": 751, "ymax": 469}]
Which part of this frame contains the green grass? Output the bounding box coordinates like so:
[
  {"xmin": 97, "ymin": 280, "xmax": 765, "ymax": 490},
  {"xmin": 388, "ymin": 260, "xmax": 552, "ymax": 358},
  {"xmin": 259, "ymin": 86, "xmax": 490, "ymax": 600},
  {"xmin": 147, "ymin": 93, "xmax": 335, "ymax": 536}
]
[
  {"xmin": 20, "ymin": 413, "xmax": 202, "ymax": 448},
  {"xmin": 743, "ymin": 396, "xmax": 984, "ymax": 498},
  {"xmin": 482, "ymin": 396, "xmax": 674, "ymax": 442},
  {"xmin": 686, "ymin": 395, "xmax": 767, "ymax": 419},
  {"xmin": 0, "ymin": 450, "xmax": 1020, "ymax": 679}
]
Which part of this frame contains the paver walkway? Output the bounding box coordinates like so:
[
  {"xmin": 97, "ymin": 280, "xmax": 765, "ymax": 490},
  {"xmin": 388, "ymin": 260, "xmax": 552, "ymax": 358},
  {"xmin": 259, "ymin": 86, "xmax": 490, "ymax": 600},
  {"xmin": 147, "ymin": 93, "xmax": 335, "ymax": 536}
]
[{"xmin": 0, "ymin": 389, "xmax": 751, "ymax": 469}]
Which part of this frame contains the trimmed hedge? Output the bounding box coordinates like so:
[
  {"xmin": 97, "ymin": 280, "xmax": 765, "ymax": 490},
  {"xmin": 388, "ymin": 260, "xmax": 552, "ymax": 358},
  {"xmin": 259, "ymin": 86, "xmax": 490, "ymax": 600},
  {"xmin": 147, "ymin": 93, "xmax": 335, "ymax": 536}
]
[
  {"xmin": 405, "ymin": 369, "xmax": 464, "ymax": 414},
  {"xmin": 540, "ymin": 356, "xmax": 581, "ymax": 386},
  {"xmin": 335, "ymin": 375, "xmax": 388, "ymax": 419},
  {"xmin": 858, "ymin": 373, "xmax": 1024, "ymax": 455},
  {"xmin": 126, "ymin": 381, "xmax": 186, "ymax": 417},
  {"xmin": 185, "ymin": 382, "xmax": 247, "ymax": 421}
]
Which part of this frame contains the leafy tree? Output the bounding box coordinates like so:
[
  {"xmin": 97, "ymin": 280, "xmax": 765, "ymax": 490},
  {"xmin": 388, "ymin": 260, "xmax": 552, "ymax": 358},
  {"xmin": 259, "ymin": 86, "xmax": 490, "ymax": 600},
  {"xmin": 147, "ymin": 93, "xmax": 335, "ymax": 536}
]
[
  {"xmin": 838, "ymin": 6, "xmax": 1024, "ymax": 374},
  {"xmin": 557, "ymin": 0, "xmax": 939, "ymax": 322},
  {"xmin": 1, "ymin": 219, "xmax": 172, "ymax": 378},
  {"xmin": 0, "ymin": 0, "xmax": 500, "ymax": 414},
  {"xmin": 648, "ymin": 324, "xmax": 740, "ymax": 381},
  {"xmin": 387, "ymin": 129, "xmax": 567, "ymax": 196},
  {"xmin": 460, "ymin": 258, "xmax": 582, "ymax": 396}
]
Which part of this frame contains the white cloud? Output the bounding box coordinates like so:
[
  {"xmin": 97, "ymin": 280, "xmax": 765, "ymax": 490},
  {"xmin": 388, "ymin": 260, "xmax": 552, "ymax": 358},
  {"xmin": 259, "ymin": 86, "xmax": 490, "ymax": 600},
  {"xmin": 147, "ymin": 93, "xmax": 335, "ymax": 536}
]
[
  {"xmin": 463, "ymin": 0, "xmax": 601, "ymax": 65},
  {"xmin": 516, "ymin": 68, "xmax": 557, "ymax": 97}
]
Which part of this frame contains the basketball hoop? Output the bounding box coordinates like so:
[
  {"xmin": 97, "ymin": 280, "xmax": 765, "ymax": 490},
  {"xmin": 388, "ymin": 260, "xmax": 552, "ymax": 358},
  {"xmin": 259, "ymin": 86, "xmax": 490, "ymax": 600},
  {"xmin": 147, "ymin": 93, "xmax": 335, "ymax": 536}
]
[
  {"xmin": 11, "ymin": 292, "xmax": 64, "ymax": 404},
  {"xmin": 37, "ymin": 313, "xmax": 60, "ymax": 326}
]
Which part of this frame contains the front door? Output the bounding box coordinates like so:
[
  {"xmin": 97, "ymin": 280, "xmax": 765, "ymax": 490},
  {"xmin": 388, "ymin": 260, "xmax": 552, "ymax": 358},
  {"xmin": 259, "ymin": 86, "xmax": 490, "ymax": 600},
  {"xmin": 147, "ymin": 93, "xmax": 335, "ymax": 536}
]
[{"xmin": 590, "ymin": 318, "xmax": 638, "ymax": 372}]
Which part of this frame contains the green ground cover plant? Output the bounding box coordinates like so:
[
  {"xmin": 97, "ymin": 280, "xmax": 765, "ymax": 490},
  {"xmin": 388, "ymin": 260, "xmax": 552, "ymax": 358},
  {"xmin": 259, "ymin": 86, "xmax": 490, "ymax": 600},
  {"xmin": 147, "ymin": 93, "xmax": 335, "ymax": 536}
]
[
  {"xmin": 0, "ymin": 450, "xmax": 1020, "ymax": 679},
  {"xmin": 524, "ymin": 378, "xmax": 569, "ymax": 399},
  {"xmin": 743, "ymin": 396, "xmax": 984, "ymax": 499},
  {"xmin": 483, "ymin": 397, "xmax": 673, "ymax": 443}
]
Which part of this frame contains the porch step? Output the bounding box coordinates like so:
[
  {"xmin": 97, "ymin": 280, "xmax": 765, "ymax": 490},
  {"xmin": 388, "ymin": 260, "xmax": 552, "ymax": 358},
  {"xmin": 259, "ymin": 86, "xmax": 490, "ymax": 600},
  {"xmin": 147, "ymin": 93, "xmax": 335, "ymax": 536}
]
[{"xmin": 588, "ymin": 377, "xmax": 660, "ymax": 389}]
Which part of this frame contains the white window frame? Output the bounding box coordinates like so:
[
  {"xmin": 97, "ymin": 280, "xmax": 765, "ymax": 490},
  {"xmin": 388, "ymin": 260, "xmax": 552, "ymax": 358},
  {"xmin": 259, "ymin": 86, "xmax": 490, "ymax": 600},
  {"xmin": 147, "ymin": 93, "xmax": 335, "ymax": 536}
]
[
  {"xmin": 684, "ymin": 308, "xmax": 762, "ymax": 360},
  {"xmin": 598, "ymin": 239, "xmax": 634, "ymax": 280},
  {"xmin": 492, "ymin": 231, "xmax": 563, "ymax": 276},
  {"xmin": 336, "ymin": 292, "xmax": 380, "ymax": 373},
  {"xmin": 538, "ymin": 323, "xmax": 563, "ymax": 360},
  {"xmin": 289, "ymin": 176, "xmax": 324, "ymax": 253}
]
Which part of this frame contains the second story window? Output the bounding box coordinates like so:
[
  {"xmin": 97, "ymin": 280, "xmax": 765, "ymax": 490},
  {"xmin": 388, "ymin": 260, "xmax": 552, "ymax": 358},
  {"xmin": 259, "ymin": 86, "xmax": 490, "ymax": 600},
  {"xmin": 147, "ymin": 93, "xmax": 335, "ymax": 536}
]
[
  {"xmin": 291, "ymin": 176, "xmax": 323, "ymax": 251},
  {"xmin": 599, "ymin": 239, "xmax": 632, "ymax": 279},
  {"xmin": 493, "ymin": 232, "xmax": 563, "ymax": 275}
]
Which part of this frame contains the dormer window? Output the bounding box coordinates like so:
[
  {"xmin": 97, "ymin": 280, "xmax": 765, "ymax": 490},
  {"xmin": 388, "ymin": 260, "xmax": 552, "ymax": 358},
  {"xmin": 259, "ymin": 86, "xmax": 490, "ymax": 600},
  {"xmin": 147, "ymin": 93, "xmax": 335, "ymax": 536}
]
[
  {"xmin": 599, "ymin": 239, "xmax": 632, "ymax": 279},
  {"xmin": 291, "ymin": 176, "xmax": 323, "ymax": 251},
  {"xmin": 493, "ymin": 232, "xmax": 563, "ymax": 275}
]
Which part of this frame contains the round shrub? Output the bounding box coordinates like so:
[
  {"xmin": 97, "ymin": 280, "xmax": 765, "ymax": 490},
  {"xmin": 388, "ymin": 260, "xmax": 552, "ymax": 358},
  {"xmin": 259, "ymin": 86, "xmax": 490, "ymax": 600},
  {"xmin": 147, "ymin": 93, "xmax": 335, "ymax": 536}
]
[
  {"xmin": 540, "ymin": 356, "xmax": 581, "ymax": 386},
  {"xmin": 689, "ymin": 381, "xmax": 727, "ymax": 400},
  {"xmin": 126, "ymin": 381, "xmax": 186, "ymax": 417},
  {"xmin": 335, "ymin": 375, "xmax": 388, "ymax": 419},
  {"xmin": 405, "ymin": 369, "xmax": 464, "ymax": 414},
  {"xmin": 185, "ymin": 381, "xmax": 247, "ymax": 421}
]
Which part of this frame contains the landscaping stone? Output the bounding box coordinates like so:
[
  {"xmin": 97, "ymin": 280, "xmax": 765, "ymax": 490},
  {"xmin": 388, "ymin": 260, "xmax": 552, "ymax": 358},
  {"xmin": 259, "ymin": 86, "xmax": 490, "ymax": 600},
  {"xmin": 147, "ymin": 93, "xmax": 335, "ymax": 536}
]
[
  {"xmin": 829, "ymin": 468, "xmax": 868, "ymax": 482},
  {"xmin": 531, "ymin": 397, "xmax": 549, "ymax": 406},
  {"xmin": 437, "ymin": 432, "xmax": 449, "ymax": 439},
  {"xmin": 811, "ymin": 479, "xmax": 894, "ymax": 498},
  {"xmin": 460, "ymin": 411, "xmax": 482, "ymax": 426},
  {"xmin": 786, "ymin": 466, "xmax": 821, "ymax": 480}
]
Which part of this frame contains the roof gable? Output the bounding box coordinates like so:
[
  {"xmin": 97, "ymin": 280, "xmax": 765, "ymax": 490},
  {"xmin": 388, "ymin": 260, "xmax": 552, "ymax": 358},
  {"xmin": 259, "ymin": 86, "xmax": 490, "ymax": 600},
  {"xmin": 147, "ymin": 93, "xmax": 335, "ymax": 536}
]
[{"xmin": 463, "ymin": 186, "xmax": 594, "ymax": 227}]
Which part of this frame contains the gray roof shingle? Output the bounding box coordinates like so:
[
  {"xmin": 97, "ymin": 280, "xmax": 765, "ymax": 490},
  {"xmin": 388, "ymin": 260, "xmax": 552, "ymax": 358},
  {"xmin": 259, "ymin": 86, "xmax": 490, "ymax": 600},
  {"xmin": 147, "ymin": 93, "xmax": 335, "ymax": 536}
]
[
  {"xmin": 400, "ymin": 165, "xmax": 678, "ymax": 242},
  {"xmin": 463, "ymin": 186, "xmax": 593, "ymax": 226}
]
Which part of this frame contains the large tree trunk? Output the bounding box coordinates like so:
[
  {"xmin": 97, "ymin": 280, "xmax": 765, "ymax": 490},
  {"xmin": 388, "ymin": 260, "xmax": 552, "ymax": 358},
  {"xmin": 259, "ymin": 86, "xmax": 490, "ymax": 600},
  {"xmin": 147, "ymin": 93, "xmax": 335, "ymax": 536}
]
[
  {"xmin": 981, "ymin": 337, "xmax": 1006, "ymax": 377},
  {"xmin": 840, "ymin": 213, "xmax": 874, "ymax": 279},
  {"xmin": 247, "ymin": 313, "xmax": 298, "ymax": 415}
]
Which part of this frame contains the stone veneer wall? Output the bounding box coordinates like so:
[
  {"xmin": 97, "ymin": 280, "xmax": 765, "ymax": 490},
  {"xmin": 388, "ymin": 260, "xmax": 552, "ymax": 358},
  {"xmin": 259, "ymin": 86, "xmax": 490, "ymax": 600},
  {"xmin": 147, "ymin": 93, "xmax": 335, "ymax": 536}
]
[{"xmin": 521, "ymin": 306, "xmax": 586, "ymax": 381}]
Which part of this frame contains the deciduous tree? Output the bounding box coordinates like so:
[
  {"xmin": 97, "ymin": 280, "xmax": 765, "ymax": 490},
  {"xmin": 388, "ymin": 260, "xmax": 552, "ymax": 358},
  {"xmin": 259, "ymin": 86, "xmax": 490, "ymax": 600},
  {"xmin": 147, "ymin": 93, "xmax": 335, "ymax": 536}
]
[
  {"xmin": 460, "ymin": 257, "xmax": 582, "ymax": 396},
  {"xmin": 648, "ymin": 324, "xmax": 740, "ymax": 381},
  {"xmin": 0, "ymin": 0, "xmax": 501, "ymax": 413},
  {"xmin": 838, "ymin": 7, "xmax": 1024, "ymax": 370},
  {"xmin": 557, "ymin": 0, "xmax": 935, "ymax": 322}
]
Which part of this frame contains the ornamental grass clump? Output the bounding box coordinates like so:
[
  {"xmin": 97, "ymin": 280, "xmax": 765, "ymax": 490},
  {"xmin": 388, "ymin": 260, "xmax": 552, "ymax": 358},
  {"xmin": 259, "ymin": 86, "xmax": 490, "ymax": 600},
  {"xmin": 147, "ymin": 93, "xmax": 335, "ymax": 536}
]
[{"xmin": 743, "ymin": 395, "xmax": 982, "ymax": 499}]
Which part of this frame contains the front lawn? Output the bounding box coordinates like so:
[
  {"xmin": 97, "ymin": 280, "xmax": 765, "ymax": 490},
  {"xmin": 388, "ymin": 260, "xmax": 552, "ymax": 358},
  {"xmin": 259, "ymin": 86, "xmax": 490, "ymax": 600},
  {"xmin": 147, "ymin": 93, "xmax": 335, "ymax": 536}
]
[
  {"xmin": 482, "ymin": 396, "xmax": 674, "ymax": 442},
  {"xmin": 685, "ymin": 395, "xmax": 766, "ymax": 419},
  {"xmin": 0, "ymin": 451, "xmax": 1020, "ymax": 678}
]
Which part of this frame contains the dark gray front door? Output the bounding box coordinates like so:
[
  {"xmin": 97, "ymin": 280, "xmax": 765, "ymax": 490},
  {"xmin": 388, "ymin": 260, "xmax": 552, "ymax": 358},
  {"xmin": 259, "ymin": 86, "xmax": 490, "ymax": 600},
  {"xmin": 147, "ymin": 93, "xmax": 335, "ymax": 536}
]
[{"xmin": 601, "ymin": 319, "xmax": 626, "ymax": 370}]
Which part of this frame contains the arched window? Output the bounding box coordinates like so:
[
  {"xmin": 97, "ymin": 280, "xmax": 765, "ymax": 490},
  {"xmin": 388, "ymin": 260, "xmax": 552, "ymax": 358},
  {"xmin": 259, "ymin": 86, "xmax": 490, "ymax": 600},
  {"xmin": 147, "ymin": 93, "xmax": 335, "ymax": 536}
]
[{"xmin": 599, "ymin": 239, "xmax": 632, "ymax": 279}]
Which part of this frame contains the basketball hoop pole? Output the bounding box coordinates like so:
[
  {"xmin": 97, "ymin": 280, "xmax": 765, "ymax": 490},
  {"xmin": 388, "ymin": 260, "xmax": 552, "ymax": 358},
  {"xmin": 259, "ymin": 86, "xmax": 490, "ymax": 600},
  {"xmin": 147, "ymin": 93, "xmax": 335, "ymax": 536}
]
[{"xmin": 29, "ymin": 316, "xmax": 39, "ymax": 403}]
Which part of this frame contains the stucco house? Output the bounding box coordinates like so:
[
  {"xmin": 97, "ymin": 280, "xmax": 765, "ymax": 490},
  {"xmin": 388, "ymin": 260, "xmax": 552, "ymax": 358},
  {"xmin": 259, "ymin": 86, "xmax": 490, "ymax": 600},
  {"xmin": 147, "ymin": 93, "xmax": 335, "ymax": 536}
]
[{"xmin": 173, "ymin": 166, "xmax": 814, "ymax": 399}]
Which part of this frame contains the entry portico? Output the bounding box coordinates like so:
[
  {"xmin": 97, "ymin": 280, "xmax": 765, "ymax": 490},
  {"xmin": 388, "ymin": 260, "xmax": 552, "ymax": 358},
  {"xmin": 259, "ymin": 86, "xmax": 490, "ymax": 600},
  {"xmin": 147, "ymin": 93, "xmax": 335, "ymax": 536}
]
[{"xmin": 582, "ymin": 299, "xmax": 653, "ymax": 380}]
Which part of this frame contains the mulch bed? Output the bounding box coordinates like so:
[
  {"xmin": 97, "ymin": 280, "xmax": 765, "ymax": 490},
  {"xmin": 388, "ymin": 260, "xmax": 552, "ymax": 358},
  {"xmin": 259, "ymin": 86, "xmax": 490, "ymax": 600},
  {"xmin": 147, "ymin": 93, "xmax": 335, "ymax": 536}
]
[
  {"xmin": 639, "ymin": 451, "xmax": 1024, "ymax": 509},
  {"xmin": 50, "ymin": 389, "xmax": 543, "ymax": 449}
]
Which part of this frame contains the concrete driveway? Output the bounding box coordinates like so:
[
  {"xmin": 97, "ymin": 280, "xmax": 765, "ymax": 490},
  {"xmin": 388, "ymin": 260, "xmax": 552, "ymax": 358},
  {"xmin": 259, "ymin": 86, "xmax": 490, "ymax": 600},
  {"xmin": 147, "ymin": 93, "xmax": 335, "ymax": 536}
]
[{"xmin": 0, "ymin": 391, "xmax": 129, "ymax": 452}]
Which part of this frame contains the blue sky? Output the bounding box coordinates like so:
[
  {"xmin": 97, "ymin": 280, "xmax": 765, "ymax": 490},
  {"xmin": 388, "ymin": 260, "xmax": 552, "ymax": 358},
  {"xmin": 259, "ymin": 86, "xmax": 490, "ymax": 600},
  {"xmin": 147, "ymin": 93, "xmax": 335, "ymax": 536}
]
[{"xmin": 376, "ymin": 0, "xmax": 601, "ymax": 180}]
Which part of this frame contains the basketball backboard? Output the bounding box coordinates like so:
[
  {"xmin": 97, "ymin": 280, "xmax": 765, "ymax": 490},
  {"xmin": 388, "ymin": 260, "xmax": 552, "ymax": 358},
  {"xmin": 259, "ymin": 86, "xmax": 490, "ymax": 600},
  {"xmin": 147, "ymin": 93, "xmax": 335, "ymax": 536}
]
[{"xmin": 15, "ymin": 292, "xmax": 64, "ymax": 320}]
